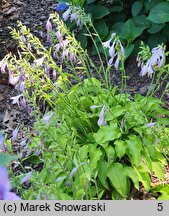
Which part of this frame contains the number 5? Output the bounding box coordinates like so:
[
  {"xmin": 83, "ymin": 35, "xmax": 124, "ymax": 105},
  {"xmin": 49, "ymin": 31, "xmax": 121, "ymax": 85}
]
[{"xmin": 157, "ymin": 203, "xmax": 163, "ymax": 211}]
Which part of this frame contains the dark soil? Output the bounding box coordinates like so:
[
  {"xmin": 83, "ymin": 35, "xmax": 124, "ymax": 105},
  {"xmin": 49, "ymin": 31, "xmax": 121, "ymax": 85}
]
[{"xmin": 0, "ymin": 0, "xmax": 169, "ymax": 200}]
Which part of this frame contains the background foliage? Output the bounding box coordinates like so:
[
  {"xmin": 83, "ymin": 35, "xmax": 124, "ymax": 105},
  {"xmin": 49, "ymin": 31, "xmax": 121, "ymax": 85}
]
[{"xmin": 57, "ymin": 0, "xmax": 169, "ymax": 56}]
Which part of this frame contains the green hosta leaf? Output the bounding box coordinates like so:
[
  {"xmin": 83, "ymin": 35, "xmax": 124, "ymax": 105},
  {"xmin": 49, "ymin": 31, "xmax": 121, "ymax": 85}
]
[
  {"xmin": 94, "ymin": 123, "xmax": 121, "ymax": 144},
  {"xmin": 126, "ymin": 135, "xmax": 142, "ymax": 166},
  {"xmin": 105, "ymin": 145, "xmax": 116, "ymax": 164},
  {"xmin": 148, "ymin": 23, "xmax": 165, "ymax": 34},
  {"xmin": 106, "ymin": 105, "xmax": 126, "ymax": 121},
  {"xmin": 124, "ymin": 44, "xmax": 134, "ymax": 60},
  {"xmin": 94, "ymin": 19, "xmax": 109, "ymax": 39},
  {"xmin": 107, "ymin": 163, "xmax": 128, "ymax": 197},
  {"xmin": 87, "ymin": 5, "xmax": 110, "ymax": 19},
  {"xmin": 152, "ymin": 161, "xmax": 165, "ymax": 181},
  {"xmin": 89, "ymin": 146, "xmax": 102, "ymax": 170},
  {"xmin": 79, "ymin": 145, "xmax": 89, "ymax": 161},
  {"xmin": 98, "ymin": 160, "xmax": 109, "ymax": 189},
  {"xmin": 134, "ymin": 164, "xmax": 151, "ymax": 191},
  {"xmin": 156, "ymin": 118, "xmax": 169, "ymax": 126},
  {"xmin": 158, "ymin": 192, "xmax": 169, "ymax": 200},
  {"xmin": 120, "ymin": 19, "xmax": 144, "ymax": 42},
  {"xmin": 24, "ymin": 155, "xmax": 42, "ymax": 165},
  {"xmin": 114, "ymin": 140, "xmax": 127, "ymax": 159},
  {"xmin": 125, "ymin": 166, "xmax": 139, "ymax": 190},
  {"xmin": 0, "ymin": 154, "xmax": 18, "ymax": 165},
  {"xmin": 77, "ymin": 27, "xmax": 87, "ymax": 49},
  {"xmin": 109, "ymin": 6, "xmax": 123, "ymax": 13},
  {"xmin": 147, "ymin": 33, "xmax": 167, "ymax": 48},
  {"xmin": 147, "ymin": 2, "xmax": 169, "ymax": 24},
  {"xmin": 132, "ymin": 15, "xmax": 151, "ymax": 28},
  {"xmin": 132, "ymin": 1, "xmax": 143, "ymax": 17}
]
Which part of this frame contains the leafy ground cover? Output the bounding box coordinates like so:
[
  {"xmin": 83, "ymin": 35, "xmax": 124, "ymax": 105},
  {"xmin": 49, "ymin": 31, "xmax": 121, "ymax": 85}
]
[{"xmin": 0, "ymin": 1, "xmax": 169, "ymax": 200}]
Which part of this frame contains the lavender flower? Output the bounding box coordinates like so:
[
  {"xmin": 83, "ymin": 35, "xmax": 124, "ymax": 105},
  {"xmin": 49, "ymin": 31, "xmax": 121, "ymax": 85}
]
[
  {"xmin": 52, "ymin": 69, "xmax": 57, "ymax": 80},
  {"xmin": 20, "ymin": 35, "xmax": 27, "ymax": 44},
  {"xmin": 70, "ymin": 12, "xmax": 78, "ymax": 22},
  {"xmin": 12, "ymin": 126, "xmax": 20, "ymax": 142},
  {"xmin": 34, "ymin": 57, "xmax": 44, "ymax": 67},
  {"xmin": 103, "ymin": 33, "xmax": 125, "ymax": 69},
  {"xmin": 43, "ymin": 112, "xmax": 54, "ymax": 124},
  {"xmin": 19, "ymin": 97, "xmax": 27, "ymax": 109},
  {"xmin": 0, "ymin": 59, "xmax": 8, "ymax": 74},
  {"xmin": 90, "ymin": 105, "xmax": 102, "ymax": 109},
  {"xmin": 55, "ymin": 30, "xmax": 63, "ymax": 42},
  {"xmin": 114, "ymin": 53, "xmax": 120, "ymax": 70},
  {"xmin": 9, "ymin": 75, "xmax": 20, "ymax": 86},
  {"xmin": 102, "ymin": 38, "xmax": 112, "ymax": 49},
  {"xmin": 46, "ymin": 18, "xmax": 52, "ymax": 43},
  {"xmin": 70, "ymin": 162, "xmax": 85, "ymax": 177},
  {"xmin": 146, "ymin": 122, "xmax": 156, "ymax": 128},
  {"xmin": 62, "ymin": 8, "xmax": 72, "ymax": 21},
  {"xmin": 0, "ymin": 166, "xmax": 21, "ymax": 200},
  {"xmin": 56, "ymin": 176, "xmax": 66, "ymax": 182},
  {"xmin": 139, "ymin": 45, "xmax": 165, "ymax": 77},
  {"xmin": 46, "ymin": 18, "xmax": 52, "ymax": 31},
  {"xmin": 10, "ymin": 94, "xmax": 23, "ymax": 106},
  {"xmin": 97, "ymin": 105, "xmax": 106, "ymax": 127},
  {"xmin": 45, "ymin": 65, "xmax": 50, "ymax": 78},
  {"xmin": 20, "ymin": 172, "xmax": 32, "ymax": 184}
]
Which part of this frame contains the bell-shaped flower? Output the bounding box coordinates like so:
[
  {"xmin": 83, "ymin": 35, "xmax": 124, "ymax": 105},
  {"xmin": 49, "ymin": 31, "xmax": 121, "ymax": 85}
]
[
  {"xmin": 12, "ymin": 126, "xmax": 20, "ymax": 142},
  {"xmin": 109, "ymin": 41, "xmax": 116, "ymax": 59},
  {"xmin": 20, "ymin": 35, "xmax": 27, "ymax": 44},
  {"xmin": 55, "ymin": 30, "xmax": 62, "ymax": 42},
  {"xmin": 97, "ymin": 105, "xmax": 106, "ymax": 127},
  {"xmin": 102, "ymin": 38, "xmax": 112, "ymax": 49},
  {"xmin": 0, "ymin": 59, "xmax": 8, "ymax": 74},
  {"xmin": 43, "ymin": 112, "xmax": 54, "ymax": 124},
  {"xmin": 34, "ymin": 57, "xmax": 44, "ymax": 66},
  {"xmin": 52, "ymin": 69, "xmax": 57, "ymax": 80},
  {"xmin": 46, "ymin": 18, "xmax": 52, "ymax": 31},
  {"xmin": 146, "ymin": 122, "xmax": 156, "ymax": 128},
  {"xmin": 9, "ymin": 75, "xmax": 20, "ymax": 86},
  {"xmin": 114, "ymin": 54, "xmax": 120, "ymax": 70},
  {"xmin": 139, "ymin": 44, "xmax": 165, "ymax": 77},
  {"xmin": 10, "ymin": 94, "xmax": 23, "ymax": 106},
  {"xmin": 70, "ymin": 162, "xmax": 85, "ymax": 177},
  {"xmin": 70, "ymin": 12, "xmax": 78, "ymax": 22},
  {"xmin": 62, "ymin": 8, "xmax": 72, "ymax": 21},
  {"xmin": 20, "ymin": 172, "xmax": 32, "ymax": 184},
  {"xmin": 118, "ymin": 40, "xmax": 125, "ymax": 56}
]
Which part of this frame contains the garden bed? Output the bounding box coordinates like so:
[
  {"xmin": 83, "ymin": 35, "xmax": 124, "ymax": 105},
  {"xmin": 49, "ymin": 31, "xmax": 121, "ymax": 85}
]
[{"xmin": 0, "ymin": 0, "xmax": 169, "ymax": 200}]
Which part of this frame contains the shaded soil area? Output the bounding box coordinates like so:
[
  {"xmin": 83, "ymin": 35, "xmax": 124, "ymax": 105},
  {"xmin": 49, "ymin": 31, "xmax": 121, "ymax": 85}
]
[{"xmin": 0, "ymin": 0, "xmax": 169, "ymax": 200}]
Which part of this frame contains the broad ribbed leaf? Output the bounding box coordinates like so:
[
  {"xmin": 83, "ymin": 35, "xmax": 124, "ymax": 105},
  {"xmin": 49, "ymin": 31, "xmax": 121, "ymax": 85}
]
[
  {"xmin": 98, "ymin": 160, "xmax": 109, "ymax": 189},
  {"xmin": 152, "ymin": 161, "xmax": 165, "ymax": 181},
  {"xmin": 114, "ymin": 140, "xmax": 127, "ymax": 159},
  {"xmin": 148, "ymin": 2, "xmax": 169, "ymax": 24},
  {"xmin": 107, "ymin": 163, "xmax": 128, "ymax": 197},
  {"xmin": 134, "ymin": 164, "xmax": 151, "ymax": 191},
  {"xmin": 132, "ymin": 1, "xmax": 143, "ymax": 17},
  {"xmin": 125, "ymin": 166, "xmax": 139, "ymax": 190},
  {"xmin": 126, "ymin": 135, "xmax": 142, "ymax": 166},
  {"xmin": 94, "ymin": 123, "xmax": 121, "ymax": 144},
  {"xmin": 89, "ymin": 147, "xmax": 102, "ymax": 170},
  {"xmin": 148, "ymin": 23, "xmax": 165, "ymax": 34},
  {"xmin": 87, "ymin": 5, "xmax": 110, "ymax": 19}
]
